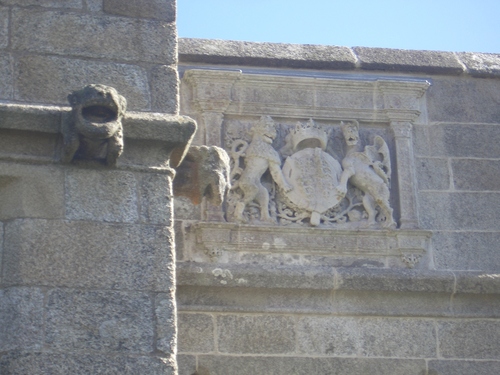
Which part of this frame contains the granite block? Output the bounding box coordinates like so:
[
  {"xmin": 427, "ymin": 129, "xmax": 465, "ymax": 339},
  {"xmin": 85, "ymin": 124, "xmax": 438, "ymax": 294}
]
[
  {"xmin": 427, "ymin": 77, "xmax": 500, "ymax": 123},
  {"xmin": 45, "ymin": 289, "xmax": 154, "ymax": 353},
  {"xmin": 418, "ymin": 192, "xmax": 500, "ymax": 231},
  {"xmin": 0, "ymin": 129, "xmax": 57, "ymax": 159},
  {"xmin": 3, "ymin": 219, "xmax": 174, "ymax": 290},
  {"xmin": 177, "ymin": 313, "xmax": 214, "ymax": 353},
  {"xmin": 0, "ymin": 351, "xmax": 174, "ymax": 375},
  {"xmin": 15, "ymin": 55, "xmax": 150, "ymax": 110},
  {"xmin": 177, "ymin": 354, "xmax": 196, "ymax": 375},
  {"xmin": 353, "ymin": 47, "xmax": 464, "ymax": 74},
  {"xmin": 438, "ymin": 320, "xmax": 500, "ymax": 359},
  {"xmin": 0, "ymin": 287, "xmax": 44, "ymax": 351},
  {"xmin": 196, "ymin": 355, "xmax": 426, "ymax": 375},
  {"xmin": 12, "ymin": 9, "xmax": 176, "ymax": 64},
  {"xmin": 427, "ymin": 124, "xmax": 500, "ymax": 159},
  {"xmin": 155, "ymin": 292, "xmax": 176, "ymax": 354},
  {"xmin": 0, "ymin": 6, "xmax": 8, "ymax": 49},
  {"xmin": 179, "ymin": 38, "xmax": 357, "ymax": 70},
  {"xmin": 217, "ymin": 314, "xmax": 296, "ymax": 354},
  {"xmin": 431, "ymin": 231, "xmax": 500, "ymax": 272},
  {"xmin": 0, "ymin": 162, "xmax": 64, "ymax": 220},
  {"xmin": 458, "ymin": 52, "xmax": 500, "ymax": 78},
  {"xmin": 452, "ymin": 159, "xmax": 500, "ymax": 191},
  {"xmin": 151, "ymin": 64, "xmax": 179, "ymax": 114},
  {"xmin": 428, "ymin": 360, "xmax": 500, "ymax": 375},
  {"xmin": 139, "ymin": 173, "xmax": 173, "ymax": 225},
  {"xmin": 65, "ymin": 169, "xmax": 139, "ymax": 223},
  {"xmin": 103, "ymin": 0, "xmax": 175, "ymax": 22},
  {"xmin": 416, "ymin": 157, "xmax": 450, "ymax": 190},
  {"xmin": 297, "ymin": 316, "xmax": 436, "ymax": 358},
  {"xmin": 0, "ymin": 52, "xmax": 13, "ymax": 100},
  {"xmin": 1, "ymin": 0, "xmax": 82, "ymax": 7}
]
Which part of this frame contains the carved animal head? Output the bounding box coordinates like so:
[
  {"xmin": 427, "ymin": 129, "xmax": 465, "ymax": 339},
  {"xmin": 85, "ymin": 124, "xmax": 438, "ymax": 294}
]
[
  {"xmin": 341, "ymin": 121, "xmax": 360, "ymax": 146},
  {"xmin": 68, "ymin": 84, "xmax": 127, "ymax": 139},
  {"xmin": 252, "ymin": 115, "xmax": 277, "ymax": 144}
]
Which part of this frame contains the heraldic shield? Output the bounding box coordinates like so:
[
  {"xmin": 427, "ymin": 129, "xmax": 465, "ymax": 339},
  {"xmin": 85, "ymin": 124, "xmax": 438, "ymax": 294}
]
[{"xmin": 282, "ymin": 147, "xmax": 343, "ymax": 226}]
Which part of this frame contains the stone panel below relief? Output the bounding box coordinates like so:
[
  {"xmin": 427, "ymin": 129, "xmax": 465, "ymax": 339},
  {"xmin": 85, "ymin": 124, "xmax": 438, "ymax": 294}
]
[{"xmin": 224, "ymin": 116, "xmax": 397, "ymax": 230}]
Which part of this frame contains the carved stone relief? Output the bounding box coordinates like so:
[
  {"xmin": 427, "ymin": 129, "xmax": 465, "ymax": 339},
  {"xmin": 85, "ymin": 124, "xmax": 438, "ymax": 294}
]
[
  {"xmin": 62, "ymin": 84, "xmax": 127, "ymax": 166},
  {"xmin": 226, "ymin": 116, "xmax": 396, "ymax": 229}
]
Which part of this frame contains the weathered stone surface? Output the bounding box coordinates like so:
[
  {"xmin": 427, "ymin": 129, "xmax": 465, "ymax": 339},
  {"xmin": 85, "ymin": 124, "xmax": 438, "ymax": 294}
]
[
  {"xmin": 179, "ymin": 38, "xmax": 357, "ymax": 70},
  {"xmin": 0, "ymin": 103, "xmax": 62, "ymax": 133},
  {"xmin": 45, "ymin": 289, "xmax": 154, "ymax": 352},
  {"xmin": 15, "ymin": 55, "xmax": 150, "ymax": 110},
  {"xmin": 104, "ymin": 0, "xmax": 175, "ymax": 22},
  {"xmin": 178, "ymin": 285, "xmax": 335, "ymax": 315},
  {"xmin": 177, "ymin": 313, "xmax": 214, "ymax": 353},
  {"xmin": 438, "ymin": 320, "xmax": 500, "ymax": 359},
  {"xmin": 0, "ymin": 6, "xmax": 8, "ymax": 49},
  {"xmin": 196, "ymin": 355, "xmax": 426, "ymax": 375},
  {"xmin": 1, "ymin": 0, "xmax": 82, "ymax": 7},
  {"xmin": 336, "ymin": 268, "xmax": 454, "ymax": 293},
  {"xmin": 174, "ymin": 197, "xmax": 201, "ymax": 220},
  {"xmin": 151, "ymin": 65, "xmax": 179, "ymax": 114},
  {"xmin": 353, "ymin": 47, "xmax": 464, "ymax": 74},
  {"xmin": 139, "ymin": 173, "xmax": 173, "ymax": 225},
  {"xmin": 3, "ymin": 219, "xmax": 174, "ymax": 290},
  {"xmin": 452, "ymin": 293, "xmax": 500, "ymax": 318},
  {"xmin": 177, "ymin": 355, "xmax": 196, "ymax": 375},
  {"xmin": 12, "ymin": 9, "xmax": 176, "ymax": 64},
  {"xmin": 333, "ymin": 290, "xmax": 452, "ymax": 318},
  {"xmin": 416, "ymin": 157, "xmax": 450, "ymax": 190},
  {"xmin": 177, "ymin": 263, "xmax": 336, "ymax": 290},
  {"xmin": 427, "ymin": 124, "xmax": 500, "ymax": 159},
  {"xmin": 432, "ymin": 232, "xmax": 500, "ymax": 272},
  {"xmin": 428, "ymin": 360, "xmax": 500, "ymax": 375},
  {"xmin": 155, "ymin": 292, "xmax": 176, "ymax": 354},
  {"xmin": 418, "ymin": 192, "xmax": 500, "ymax": 231},
  {"xmin": 0, "ymin": 52, "xmax": 13, "ymax": 100},
  {"xmin": 427, "ymin": 77, "xmax": 500, "ymax": 123},
  {"xmin": 217, "ymin": 315, "xmax": 295, "ymax": 354},
  {"xmin": 452, "ymin": 159, "xmax": 500, "ymax": 191},
  {"xmin": 85, "ymin": 0, "xmax": 102, "ymax": 12},
  {"xmin": 454, "ymin": 271, "xmax": 500, "ymax": 294},
  {"xmin": 0, "ymin": 129, "xmax": 57, "ymax": 159},
  {"xmin": 297, "ymin": 316, "xmax": 436, "ymax": 357},
  {"xmin": 65, "ymin": 169, "xmax": 138, "ymax": 223},
  {"xmin": 0, "ymin": 288, "xmax": 44, "ymax": 352},
  {"xmin": 0, "ymin": 162, "xmax": 64, "ymax": 220},
  {"xmin": 412, "ymin": 124, "xmax": 430, "ymax": 157},
  {"xmin": 0, "ymin": 352, "xmax": 174, "ymax": 375},
  {"xmin": 458, "ymin": 52, "xmax": 500, "ymax": 77}
]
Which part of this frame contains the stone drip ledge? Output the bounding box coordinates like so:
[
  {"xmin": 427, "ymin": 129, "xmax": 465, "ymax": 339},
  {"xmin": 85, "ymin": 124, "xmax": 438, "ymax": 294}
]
[
  {"xmin": 179, "ymin": 38, "xmax": 500, "ymax": 78},
  {"xmin": 0, "ymin": 102, "xmax": 196, "ymax": 171},
  {"xmin": 177, "ymin": 262, "xmax": 500, "ymax": 295}
]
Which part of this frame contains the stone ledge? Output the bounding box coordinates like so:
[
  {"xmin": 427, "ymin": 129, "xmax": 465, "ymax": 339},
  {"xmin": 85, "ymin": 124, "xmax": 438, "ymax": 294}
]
[
  {"xmin": 0, "ymin": 103, "xmax": 196, "ymax": 169},
  {"xmin": 179, "ymin": 38, "xmax": 500, "ymax": 78},
  {"xmin": 177, "ymin": 262, "xmax": 500, "ymax": 295}
]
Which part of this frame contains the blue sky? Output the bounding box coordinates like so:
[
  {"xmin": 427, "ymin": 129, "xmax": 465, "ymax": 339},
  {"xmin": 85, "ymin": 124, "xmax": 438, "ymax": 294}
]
[{"xmin": 178, "ymin": 0, "xmax": 500, "ymax": 53}]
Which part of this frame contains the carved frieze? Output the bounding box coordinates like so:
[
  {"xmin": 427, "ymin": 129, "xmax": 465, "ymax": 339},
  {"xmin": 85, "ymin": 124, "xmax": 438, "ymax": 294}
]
[{"xmin": 227, "ymin": 116, "xmax": 396, "ymax": 229}]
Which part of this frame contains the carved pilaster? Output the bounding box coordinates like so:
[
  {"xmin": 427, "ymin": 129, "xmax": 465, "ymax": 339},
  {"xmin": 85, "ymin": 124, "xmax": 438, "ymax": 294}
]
[{"xmin": 391, "ymin": 121, "xmax": 419, "ymax": 229}]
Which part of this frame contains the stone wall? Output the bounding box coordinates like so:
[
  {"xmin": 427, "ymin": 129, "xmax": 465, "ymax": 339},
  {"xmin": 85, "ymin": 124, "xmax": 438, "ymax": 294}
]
[
  {"xmin": 176, "ymin": 39, "xmax": 500, "ymax": 375},
  {"xmin": 0, "ymin": 1, "xmax": 188, "ymax": 374},
  {"xmin": 0, "ymin": 0, "xmax": 178, "ymax": 114}
]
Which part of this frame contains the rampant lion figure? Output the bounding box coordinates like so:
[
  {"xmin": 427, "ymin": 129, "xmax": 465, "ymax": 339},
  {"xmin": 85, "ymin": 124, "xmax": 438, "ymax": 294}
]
[
  {"xmin": 62, "ymin": 84, "xmax": 127, "ymax": 166},
  {"xmin": 232, "ymin": 116, "xmax": 292, "ymax": 223},
  {"xmin": 336, "ymin": 121, "xmax": 396, "ymax": 229}
]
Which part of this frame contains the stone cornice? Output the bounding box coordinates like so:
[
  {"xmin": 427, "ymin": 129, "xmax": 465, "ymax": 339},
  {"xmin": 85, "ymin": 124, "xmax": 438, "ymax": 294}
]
[{"xmin": 179, "ymin": 38, "xmax": 500, "ymax": 78}]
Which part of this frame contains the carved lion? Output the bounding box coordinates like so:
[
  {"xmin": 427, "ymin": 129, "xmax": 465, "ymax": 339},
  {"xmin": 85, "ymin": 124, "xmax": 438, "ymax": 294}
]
[
  {"xmin": 233, "ymin": 115, "xmax": 292, "ymax": 223},
  {"xmin": 62, "ymin": 84, "xmax": 127, "ymax": 166}
]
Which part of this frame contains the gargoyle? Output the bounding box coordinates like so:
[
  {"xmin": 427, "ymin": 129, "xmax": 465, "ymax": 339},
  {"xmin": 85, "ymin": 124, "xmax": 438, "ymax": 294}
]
[{"xmin": 62, "ymin": 84, "xmax": 127, "ymax": 166}]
